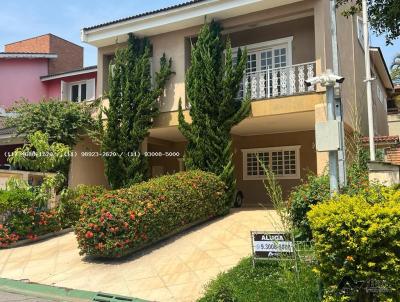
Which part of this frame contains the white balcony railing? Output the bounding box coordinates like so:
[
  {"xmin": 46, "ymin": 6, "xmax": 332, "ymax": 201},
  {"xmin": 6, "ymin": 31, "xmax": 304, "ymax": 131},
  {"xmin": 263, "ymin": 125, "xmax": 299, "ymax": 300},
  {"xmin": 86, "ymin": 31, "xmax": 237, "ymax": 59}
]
[{"xmin": 239, "ymin": 61, "xmax": 316, "ymax": 100}]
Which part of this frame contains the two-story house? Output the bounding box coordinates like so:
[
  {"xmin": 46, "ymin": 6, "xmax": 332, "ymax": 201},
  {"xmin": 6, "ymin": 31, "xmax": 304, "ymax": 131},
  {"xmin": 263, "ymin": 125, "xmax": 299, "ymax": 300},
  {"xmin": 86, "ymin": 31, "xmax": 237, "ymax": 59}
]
[
  {"xmin": 79, "ymin": 0, "xmax": 393, "ymax": 205},
  {"xmin": 0, "ymin": 34, "xmax": 97, "ymax": 169}
]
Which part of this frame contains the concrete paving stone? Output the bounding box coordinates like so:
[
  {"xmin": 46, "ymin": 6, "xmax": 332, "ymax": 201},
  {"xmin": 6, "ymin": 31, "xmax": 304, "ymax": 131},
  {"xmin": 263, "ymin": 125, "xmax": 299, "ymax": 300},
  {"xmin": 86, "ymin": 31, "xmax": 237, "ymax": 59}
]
[{"xmin": 0, "ymin": 209, "xmax": 280, "ymax": 302}]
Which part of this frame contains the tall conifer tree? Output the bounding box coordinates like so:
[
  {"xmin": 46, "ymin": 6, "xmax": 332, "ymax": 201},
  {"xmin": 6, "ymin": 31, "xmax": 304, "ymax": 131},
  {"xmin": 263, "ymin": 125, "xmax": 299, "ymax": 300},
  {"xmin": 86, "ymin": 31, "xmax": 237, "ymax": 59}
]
[
  {"xmin": 103, "ymin": 34, "xmax": 173, "ymax": 189},
  {"xmin": 178, "ymin": 21, "xmax": 250, "ymax": 206}
]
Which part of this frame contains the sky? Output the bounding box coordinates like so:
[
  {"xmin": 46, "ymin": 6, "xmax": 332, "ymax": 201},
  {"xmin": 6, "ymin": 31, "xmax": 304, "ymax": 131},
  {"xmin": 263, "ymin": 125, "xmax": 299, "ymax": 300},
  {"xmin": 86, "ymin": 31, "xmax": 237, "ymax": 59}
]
[{"xmin": 0, "ymin": 0, "xmax": 399, "ymax": 68}]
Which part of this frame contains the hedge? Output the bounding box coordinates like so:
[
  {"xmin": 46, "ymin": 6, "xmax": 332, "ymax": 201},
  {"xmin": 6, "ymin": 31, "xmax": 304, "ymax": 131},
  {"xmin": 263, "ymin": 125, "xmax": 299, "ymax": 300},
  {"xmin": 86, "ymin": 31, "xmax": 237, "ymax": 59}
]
[
  {"xmin": 74, "ymin": 170, "xmax": 228, "ymax": 258},
  {"xmin": 308, "ymin": 189, "xmax": 400, "ymax": 301},
  {"xmin": 0, "ymin": 185, "xmax": 104, "ymax": 248}
]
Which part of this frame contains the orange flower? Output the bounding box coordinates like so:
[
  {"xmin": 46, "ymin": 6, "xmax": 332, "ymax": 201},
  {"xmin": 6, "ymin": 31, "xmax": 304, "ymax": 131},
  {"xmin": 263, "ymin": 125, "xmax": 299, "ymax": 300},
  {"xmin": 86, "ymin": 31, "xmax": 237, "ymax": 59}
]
[{"xmin": 346, "ymin": 256, "xmax": 354, "ymax": 262}]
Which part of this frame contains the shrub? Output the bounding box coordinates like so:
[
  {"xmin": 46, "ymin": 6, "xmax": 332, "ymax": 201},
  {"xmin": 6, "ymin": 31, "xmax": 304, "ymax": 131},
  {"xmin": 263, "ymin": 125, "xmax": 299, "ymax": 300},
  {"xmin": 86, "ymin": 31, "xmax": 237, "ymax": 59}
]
[
  {"xmin": 199, "ymin": 257, "xmax": 319, "ymax": 302},
  {"xmin": 288, "ymin": 173, "xmax": 330, "ymax": 240},
  {"xmin": 5, "ymin": 208, "xmax": 62, "ymax": 241},
  {"xmin": 58, "ymin": 185, "xmax": 106, "ymax": 227},
  {"xmin": 0, "ymin": 179, "xmax": 77, "ymax": 247},
  {"xmin": 0, "ymin": 189, "xmax": 35, "ymax": 214},
  {"xmin": 0, "ymin": 224, "xmax": 19, "ymax": 248},
  {"xmin": 75, "ymin": 171, "xmax": 228, "ymax": 258},
  {"xmin": 308, "ymin": 190, "xmax": 400, "ymax": 301}
]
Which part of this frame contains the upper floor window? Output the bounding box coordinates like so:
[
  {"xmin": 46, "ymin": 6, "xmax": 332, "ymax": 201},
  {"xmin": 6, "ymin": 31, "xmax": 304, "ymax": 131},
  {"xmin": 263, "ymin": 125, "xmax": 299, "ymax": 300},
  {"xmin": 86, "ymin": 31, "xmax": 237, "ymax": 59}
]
[
  {"xmin": 377, "ymin": 83, "xmax": 385, "ymax": 104},
  {"xmin": 233, "ymin": 37, "xmax": 293, "ymax": 99},
  {"xmin": 61, "ymin": 79, "xmax": 95, "ymax": 102},
  {"xmin": 357, "ymin": 16, "xmax": 365, "ymax": 50}
]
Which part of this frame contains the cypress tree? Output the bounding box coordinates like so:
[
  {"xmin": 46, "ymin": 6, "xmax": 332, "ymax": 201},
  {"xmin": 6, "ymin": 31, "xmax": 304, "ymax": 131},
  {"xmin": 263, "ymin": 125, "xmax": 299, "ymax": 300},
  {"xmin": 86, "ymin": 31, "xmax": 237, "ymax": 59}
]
[
  {"xmin": 178, "ymin": 21, "xmax": 250, "ymax": 207},
  {"xmin": 103, "ymin": 34, "xmax": 173, "ymax": 189}
]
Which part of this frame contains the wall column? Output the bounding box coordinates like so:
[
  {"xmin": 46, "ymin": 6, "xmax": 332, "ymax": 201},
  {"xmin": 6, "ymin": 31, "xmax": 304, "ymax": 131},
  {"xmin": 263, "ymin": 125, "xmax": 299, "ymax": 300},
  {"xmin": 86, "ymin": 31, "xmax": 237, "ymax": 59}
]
[{"xmin": 315, "ymin": 103, "xmax": 329, "ymax": 175}]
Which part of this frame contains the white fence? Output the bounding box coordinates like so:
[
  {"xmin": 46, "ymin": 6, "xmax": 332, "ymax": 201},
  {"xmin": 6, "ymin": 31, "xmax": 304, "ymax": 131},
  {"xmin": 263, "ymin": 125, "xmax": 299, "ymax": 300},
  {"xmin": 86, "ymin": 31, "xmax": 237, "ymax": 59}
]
[{"xmin": 240, "ymin": 61, "xmax": 317, "ymax": 100}]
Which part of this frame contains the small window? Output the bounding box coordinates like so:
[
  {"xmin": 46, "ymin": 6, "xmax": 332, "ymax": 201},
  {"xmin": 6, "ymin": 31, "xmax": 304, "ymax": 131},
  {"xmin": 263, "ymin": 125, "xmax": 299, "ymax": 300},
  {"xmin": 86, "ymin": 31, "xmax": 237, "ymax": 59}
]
[
  {"xmin": 242, "ymin": 146, "xmax": 300, "ymax": 180},
  {"xmin": 357, "ymin": 16, "xmax": 365, "ymax": 50},
  {"xmin": 377, "ymin": 83, "xmax": 385, "ymax": 104},
  {"xmin": 81, "ymin": 84, "xmax": 87, "ymax": 101},
  {"xmin": 71, "ymin": 85, "xmax": 79, "ymax": 102},
  {"xmin": 68, "ymin": 81, "xmax": 94, "ymax": 102}
]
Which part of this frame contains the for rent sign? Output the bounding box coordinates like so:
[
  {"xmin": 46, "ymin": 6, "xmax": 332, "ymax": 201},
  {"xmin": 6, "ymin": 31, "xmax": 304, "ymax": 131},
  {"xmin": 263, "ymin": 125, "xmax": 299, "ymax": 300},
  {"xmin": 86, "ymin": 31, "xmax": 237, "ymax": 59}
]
[{"xmin": 251, "ymin": 231, "xmax": 294, "ymax": 259}]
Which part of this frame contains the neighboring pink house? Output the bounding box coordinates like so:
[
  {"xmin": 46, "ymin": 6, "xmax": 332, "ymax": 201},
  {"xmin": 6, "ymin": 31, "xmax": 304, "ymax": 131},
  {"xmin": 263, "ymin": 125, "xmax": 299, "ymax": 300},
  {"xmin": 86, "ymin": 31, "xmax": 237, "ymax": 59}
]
[
  {"xmin": 0, "ymin": 34, "xmax": 96, "ymax": 109},
  {"xmin": 0, "ymin": 34, "xmax": 97, "ymax": 168},
  {"xmin": 0, "ymin": 53, "xmax": 55, "ymax": 108}
]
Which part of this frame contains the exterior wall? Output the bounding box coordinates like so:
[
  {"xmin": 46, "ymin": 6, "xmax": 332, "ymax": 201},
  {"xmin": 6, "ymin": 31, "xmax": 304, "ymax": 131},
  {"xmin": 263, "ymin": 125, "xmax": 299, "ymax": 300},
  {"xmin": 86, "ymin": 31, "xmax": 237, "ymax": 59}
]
[
  {"xmin": 232, "ymin": 130, "xmax": 317, "ymax": 206},
  {"xmin": 96, "ymin": 1, "xmax": 316, "ymax": 112},
  {"xmin": 371, "ymin": 73, "xmax": 389, "ymax": 135},
  {"xmin": 45, "ymin": 72, "xmax": 97, "ymax": 99},
  {"xmin": 229, "ymin": 16, "xmax": 315, "ymax": 65},
  {"xmin": 68, "ymin": 136, "xmax": 108, "ymax": 188},
  {"xmin": 48, "ymin": 35, "xmax": 83, "ymax": 74},
  {"xmin": 5, "ymin": 35, "xmax": 51, "ymax": 53},
  {"xmin": 148, "ymin": 141, "xmax": 186, "ymax": 176},
  {"xmin": 0, "ymin": 58, "xmax": 48, "ymax": 108},
  {"xmin": 388, "ymin": 114, "xmax": 400, "ymax": 137},
  {"xmin": 6, "ymin": 34, "xmax": 83, "ymax": 75},
  {"xmin": 335, "ymin": 11, "xmax": 389, "ymax": 136}
]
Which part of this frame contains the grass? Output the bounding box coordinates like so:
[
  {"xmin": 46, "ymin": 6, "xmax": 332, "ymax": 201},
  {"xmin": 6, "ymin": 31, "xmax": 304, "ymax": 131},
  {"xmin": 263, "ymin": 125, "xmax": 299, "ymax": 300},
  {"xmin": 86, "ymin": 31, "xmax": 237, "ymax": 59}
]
[{"xmin": 198, "ymin": 257, "xmax": 320, "ymax": 302}]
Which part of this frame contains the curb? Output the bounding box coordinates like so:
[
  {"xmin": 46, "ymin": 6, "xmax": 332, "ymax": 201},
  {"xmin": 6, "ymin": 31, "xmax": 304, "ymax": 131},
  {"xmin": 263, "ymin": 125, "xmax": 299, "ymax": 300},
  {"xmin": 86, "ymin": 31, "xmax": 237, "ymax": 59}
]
[
  {"xmin": 0, "ymin": 278, "xmax": 148, "ymax": 302},
  {"xmin": 0, "ymin": 278, "xmax": 94, "ymax": 301},
  {"xmin": 2, "ymin": 228, "xmax": 73, "ymax": 249}
]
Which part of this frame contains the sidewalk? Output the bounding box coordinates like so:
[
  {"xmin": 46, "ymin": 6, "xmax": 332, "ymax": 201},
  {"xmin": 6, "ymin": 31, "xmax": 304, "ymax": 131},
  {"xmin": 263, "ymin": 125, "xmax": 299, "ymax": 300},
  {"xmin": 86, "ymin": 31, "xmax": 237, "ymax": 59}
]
[{"xmin": 0, "ymin": 209, "xmax": 282, "ymax": 302}]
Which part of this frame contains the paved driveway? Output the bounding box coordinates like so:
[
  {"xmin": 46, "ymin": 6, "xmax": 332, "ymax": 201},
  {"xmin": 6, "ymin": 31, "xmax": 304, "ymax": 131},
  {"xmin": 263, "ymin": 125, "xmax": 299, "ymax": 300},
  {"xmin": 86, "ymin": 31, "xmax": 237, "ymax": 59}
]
[{"xmin": 0, "ymin": 209, "xmax": 281, "ymax": 302}]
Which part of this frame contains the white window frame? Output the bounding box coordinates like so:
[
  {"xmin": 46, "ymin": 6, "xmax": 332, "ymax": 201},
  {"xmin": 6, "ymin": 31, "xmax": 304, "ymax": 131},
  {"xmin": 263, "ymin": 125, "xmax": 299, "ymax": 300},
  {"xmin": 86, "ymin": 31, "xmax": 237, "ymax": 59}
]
[
  {"xmin": 66, "ymin": 79, "xmax": 95, "ymax": 102},
  {"xmin": 69, "ymin": 81, "xmax": 87, "ymax": 103},
  {"xmin": 356, "ymin": 16, "xmax": 365, "ymax": 50},
  {"xmin": 231, "ymin": 36, "xmax": 293, "ymax": 68},
  {"xmin": 242, "ymin": 145, "xmax": 301, "ymax": 180},
  {"xmin": 376, "ymin": 81, "xmax": 385, "ymax": 104}
]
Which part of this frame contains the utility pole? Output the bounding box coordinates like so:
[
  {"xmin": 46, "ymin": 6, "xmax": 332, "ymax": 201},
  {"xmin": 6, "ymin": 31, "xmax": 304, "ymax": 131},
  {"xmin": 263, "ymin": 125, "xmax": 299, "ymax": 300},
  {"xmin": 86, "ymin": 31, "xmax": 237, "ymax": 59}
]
[
  {"xmin": 327, "ymin": 0, "xmax": 339, "ymax": 194},
  {"xmin": 362, "ymin": 0, "xmax": 376, "ymax": 161},
  {"xmin": 330, "ymin": 0, "xmax": 347, "ymax": 188}
]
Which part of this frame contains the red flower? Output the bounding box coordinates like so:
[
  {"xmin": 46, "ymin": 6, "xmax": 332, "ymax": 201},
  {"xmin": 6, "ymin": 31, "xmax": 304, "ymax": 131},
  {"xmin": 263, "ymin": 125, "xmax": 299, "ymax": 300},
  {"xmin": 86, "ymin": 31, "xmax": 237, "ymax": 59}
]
[
  {"xmin": 85, "ymin": 231, "xmax": 94, "ymax": 239},
  {"xmin": 129, "ymin": 212, "xmax": 136, "ymax": 220}
]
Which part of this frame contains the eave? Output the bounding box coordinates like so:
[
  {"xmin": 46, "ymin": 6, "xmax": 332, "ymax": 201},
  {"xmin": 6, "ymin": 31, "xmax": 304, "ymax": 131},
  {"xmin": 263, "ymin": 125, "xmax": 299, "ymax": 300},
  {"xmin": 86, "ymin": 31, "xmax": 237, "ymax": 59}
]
[{"xmin": 81, "ymin": 0, "xmax": 303, "ymax": 47}]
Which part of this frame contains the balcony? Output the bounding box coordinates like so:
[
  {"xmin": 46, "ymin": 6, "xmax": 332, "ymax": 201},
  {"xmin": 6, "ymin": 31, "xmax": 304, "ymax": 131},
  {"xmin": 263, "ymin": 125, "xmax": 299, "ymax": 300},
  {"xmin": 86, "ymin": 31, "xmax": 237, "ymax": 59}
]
[{"xmin": 240, "ymin": 61, "xmax": 317, "ymax": 100}]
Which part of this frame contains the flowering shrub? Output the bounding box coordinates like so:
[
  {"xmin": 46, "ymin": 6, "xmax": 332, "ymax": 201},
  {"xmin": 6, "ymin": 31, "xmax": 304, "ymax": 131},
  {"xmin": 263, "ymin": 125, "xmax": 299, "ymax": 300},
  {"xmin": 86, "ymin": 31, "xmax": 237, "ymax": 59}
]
[
  {"xmin": 75, "ymin": 171, "xmax": 228, "ymax": 258},
  {"xmin": 4, "ymin": 208, "xmax": 62, "ymax": 243},
  {"xmin": 308, "ymin": 189, "xmax": 400, "ymax": 301},
  {"xmin": 0, "ymin": 224, "xmax": 19, "ymax": 248},
  {"xmin": 58, "ymin": 185, "xmax": 106, "ymax": 228}
]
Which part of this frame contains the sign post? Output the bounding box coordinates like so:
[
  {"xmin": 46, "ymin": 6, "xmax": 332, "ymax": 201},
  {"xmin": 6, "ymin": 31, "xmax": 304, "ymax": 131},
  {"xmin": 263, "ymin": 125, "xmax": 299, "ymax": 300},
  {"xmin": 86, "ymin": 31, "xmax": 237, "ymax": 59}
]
[{"xmin": 251, "ymin": 231, "xmax": 295, "ymax": 266}]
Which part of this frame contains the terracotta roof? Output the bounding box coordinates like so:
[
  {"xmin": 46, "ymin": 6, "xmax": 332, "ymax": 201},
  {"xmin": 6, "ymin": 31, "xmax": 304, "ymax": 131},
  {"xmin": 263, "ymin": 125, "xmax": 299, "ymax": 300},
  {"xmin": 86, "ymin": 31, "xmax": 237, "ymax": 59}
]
[
  {"xmin": 83, "ymin": 0, "xmax": 207, "ymax": 31},
  {"xmin": 361, "ymin": 136, "xmax": 399, "ymax": 144}
]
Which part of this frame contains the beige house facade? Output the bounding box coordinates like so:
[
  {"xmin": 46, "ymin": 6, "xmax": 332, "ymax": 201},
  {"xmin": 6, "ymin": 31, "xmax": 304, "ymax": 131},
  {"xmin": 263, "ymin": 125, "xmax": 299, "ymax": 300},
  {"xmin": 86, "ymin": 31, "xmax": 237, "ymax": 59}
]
[{"xmin": 75, "ymin": 0, "xmax": 393, "ymax": 206}]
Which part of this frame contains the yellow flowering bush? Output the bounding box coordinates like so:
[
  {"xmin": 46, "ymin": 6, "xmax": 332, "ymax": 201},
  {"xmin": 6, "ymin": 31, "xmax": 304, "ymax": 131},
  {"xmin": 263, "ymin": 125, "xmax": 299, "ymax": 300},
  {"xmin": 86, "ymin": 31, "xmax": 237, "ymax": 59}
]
[{"xmin": 308, "ymin": 189, "xmax": 400, "ymax": 301}]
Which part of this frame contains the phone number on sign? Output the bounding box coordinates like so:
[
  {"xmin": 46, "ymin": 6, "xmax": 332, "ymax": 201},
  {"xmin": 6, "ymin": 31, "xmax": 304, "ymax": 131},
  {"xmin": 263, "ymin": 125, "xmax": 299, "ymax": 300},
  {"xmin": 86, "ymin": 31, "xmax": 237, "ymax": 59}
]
[{"xmin": 80, "ymin": 151, "xmax": 181, "ymax": 158}]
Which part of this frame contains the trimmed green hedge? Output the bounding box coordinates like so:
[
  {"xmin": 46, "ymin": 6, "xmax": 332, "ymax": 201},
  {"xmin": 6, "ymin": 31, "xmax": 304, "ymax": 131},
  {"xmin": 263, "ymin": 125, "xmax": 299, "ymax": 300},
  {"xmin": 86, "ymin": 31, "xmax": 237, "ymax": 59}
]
[
  {"xmin": 74, "ymin": 171, "xmax": 228, "ymax": 258},
  {"xmin": 308, "ymin": 189, "xmax": 400, "ymax": 301}
]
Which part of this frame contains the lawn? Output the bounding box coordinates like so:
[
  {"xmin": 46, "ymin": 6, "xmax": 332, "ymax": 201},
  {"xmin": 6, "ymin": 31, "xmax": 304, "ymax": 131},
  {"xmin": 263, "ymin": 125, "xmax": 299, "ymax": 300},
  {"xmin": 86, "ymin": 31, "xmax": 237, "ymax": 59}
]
[{"xmin": 199, "ymin": 257, "xmax": 320, "ymax": 302}]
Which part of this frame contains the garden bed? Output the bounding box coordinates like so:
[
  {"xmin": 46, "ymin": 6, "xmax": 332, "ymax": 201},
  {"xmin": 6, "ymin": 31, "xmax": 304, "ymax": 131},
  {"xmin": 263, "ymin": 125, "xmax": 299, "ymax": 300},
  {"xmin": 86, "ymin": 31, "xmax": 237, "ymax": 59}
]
[{"xmin": 1, "ymin": 228, "xmax": 72, "ymax": 249}]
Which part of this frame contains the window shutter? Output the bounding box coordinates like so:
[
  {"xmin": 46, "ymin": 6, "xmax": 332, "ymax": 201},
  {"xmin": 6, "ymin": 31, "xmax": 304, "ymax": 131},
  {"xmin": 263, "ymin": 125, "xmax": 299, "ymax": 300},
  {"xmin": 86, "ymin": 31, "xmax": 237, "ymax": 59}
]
[
  {"xmin": 60, "ymin": 81, "xmax": 68, "ymax": 100},
  {"xmin": 86, "ymin": 78, "xmax": 96, "ymax": 100}
]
